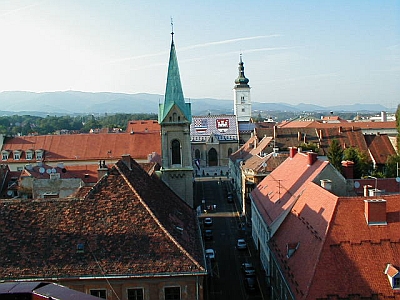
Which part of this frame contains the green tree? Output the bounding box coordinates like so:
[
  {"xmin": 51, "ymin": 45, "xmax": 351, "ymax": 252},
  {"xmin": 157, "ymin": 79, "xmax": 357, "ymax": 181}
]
[
  {"xmin": 343, "ymin": 147, "xmax": 371, "ymax": 178},
  {"xmin": 327, "ymin": 139, "xmax": 343, "ymax": 172},
  {"xmin": 385, "ymin": 154, "xmax": 400, "ymax": 178}
]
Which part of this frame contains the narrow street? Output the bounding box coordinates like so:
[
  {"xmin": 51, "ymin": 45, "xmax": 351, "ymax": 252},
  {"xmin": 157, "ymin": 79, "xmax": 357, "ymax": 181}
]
[{"xmin": 194, "ymin": 177, "xmax": 269, "ymax": 300}]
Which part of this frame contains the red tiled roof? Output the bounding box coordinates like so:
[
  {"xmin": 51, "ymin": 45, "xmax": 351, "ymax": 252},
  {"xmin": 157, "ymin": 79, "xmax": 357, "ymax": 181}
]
[
  {"xmin": 251, "ymin": 152, "xmax": 330, "ymax": 225},
  {"xmin": 2, "ymin": 132, "xmax": 161, "ymax": 163},
  {"xmin": 126, "ymin": 120, "xmax": 160, "ymax": 133},
  {"xmin": 270, "ymin": 190, "xmax": 400, "ymax": 299},
  {"xmin": 365, "ymin": 134, "xmax": 396, "ymax": 165},
  {"xmin": 230, "ymin": 135, "xmax": 258, "ymax": 162},
  {"xmin": 0, "ymin": 157, "xmax": 205, "ymax": 280},
  {"xmin": 279, "ymin": 120, "xmax": 397, "ymax": 130}
]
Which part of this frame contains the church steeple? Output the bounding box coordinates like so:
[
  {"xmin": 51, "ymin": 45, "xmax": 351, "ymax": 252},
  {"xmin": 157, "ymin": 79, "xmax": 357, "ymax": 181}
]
[
  {"xmin": 158, "ymin": 29, "xmax": 191, "ymax": 124},
  {"xmin": 233, "ymin": 54, "xmax": 251, "ymax": 122},
  {"xmin": 234, "ymin": 54, "xmax": 249, "ymax": 87}
]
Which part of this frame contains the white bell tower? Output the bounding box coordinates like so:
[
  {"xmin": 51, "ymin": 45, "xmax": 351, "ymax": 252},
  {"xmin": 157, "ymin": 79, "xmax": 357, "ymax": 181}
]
[{"xmin": 233, "ymin": 54, "xmax": 251, "ymax": 122}]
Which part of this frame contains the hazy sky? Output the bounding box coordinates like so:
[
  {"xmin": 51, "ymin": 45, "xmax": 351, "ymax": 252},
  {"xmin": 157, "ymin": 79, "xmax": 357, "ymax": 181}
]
[{"xmin": 0, "ymin": 1, "xmax": 399, "ymax": 108}]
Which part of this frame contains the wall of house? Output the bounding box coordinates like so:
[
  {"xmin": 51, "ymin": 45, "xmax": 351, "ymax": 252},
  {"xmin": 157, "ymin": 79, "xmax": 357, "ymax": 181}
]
[
  {"xmin": 192, "ymin": 142, "xmax": 238, "ymax": 168},
  {"xmin": 31, "ymin": 178, "xmax": 83, "ymax": 198},
  {"xmin": 313, "ymin": 164, "xmax": 348, "ymax": 196},
  {"xmin": 251, "ymin": 203, "xmax": 271, "ymax": 276},
  {"xmin": 60, "ymin": 275, "xmax": 205, "ymax": 300}
]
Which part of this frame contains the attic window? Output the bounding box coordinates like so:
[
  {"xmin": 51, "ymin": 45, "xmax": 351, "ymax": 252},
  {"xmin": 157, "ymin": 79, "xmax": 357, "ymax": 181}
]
[
  {"xmin": 26, "ymin": 151, "xmax": 33, "ymax": 160},
  {"xmin": 1, "ymin": 151, "xmax": 9, "ymax": 160},
  {"xmin": 76, "ymin": 243, "xmax": 85, "ymax": 253},
  {"xmin": 385, "ymin": 264, "xmax": 400, "ymax": 289},
  {"xmin": 287, "ymin": 242, "xmax": 300, "ymax": 258}
]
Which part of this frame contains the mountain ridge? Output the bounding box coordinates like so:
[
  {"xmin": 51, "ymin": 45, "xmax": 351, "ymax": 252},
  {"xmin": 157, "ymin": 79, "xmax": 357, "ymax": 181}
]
[{"xmin": 0, "ymin": 91, "xmax": 394, "ymax": 117}]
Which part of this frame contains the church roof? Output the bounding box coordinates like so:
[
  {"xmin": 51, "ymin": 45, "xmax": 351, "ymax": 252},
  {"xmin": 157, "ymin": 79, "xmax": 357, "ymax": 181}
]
[
  {"xmin": 190, "ymin": 115, "xmax": 239, "ymax": 142},
  {"xmin": 159, "ymin": 36, "xmax": 191, "ymax": 124}
]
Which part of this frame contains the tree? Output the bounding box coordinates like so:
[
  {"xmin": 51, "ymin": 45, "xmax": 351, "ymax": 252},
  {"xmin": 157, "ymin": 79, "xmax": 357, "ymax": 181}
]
[
  {"xmin": 327, "ymin": 139, "xmax": 343, "ymax": 172},
  {"xmin": 343, "ymin": 147, "xmax": 371, "ymax": 178},
  {"xmin": 385, "ymin": 154, "xmax": 400, "ymax": 178}
]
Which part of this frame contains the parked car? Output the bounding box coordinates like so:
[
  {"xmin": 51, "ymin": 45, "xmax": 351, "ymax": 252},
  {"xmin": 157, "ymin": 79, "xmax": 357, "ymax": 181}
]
[
  {"xmin": 203, "ymin": 217, "xmax": 213, "ymax": 227},
  {"xmin": 204, "ymin": 229, "xmax": 213, "ymax": 240},
  {"xmin": 227, "ymin": 193, "xmax": 233, "ymax": 203},
  {"xmin": 244, "ymin": 276, "xmax": 257, "ymax": 292},
  {"xmin": 236, "ymin": 238, "xmax": 248, "ymax": 250},
  {"xmin": 205, "ymin": 248, "xmax": 215, "ymax": 260},
  {"xmin": 241, "ymin": 262, "xmax": 256, "ymax": 277}
]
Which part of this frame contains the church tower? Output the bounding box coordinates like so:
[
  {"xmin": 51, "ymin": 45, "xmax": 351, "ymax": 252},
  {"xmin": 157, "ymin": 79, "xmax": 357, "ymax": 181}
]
[
  {"xmin": 233, "ymin": 54, "xmax": 251, "ymax": 122},
  {"xmin": 158, "ymin": 30, "xmax": 194, "ymax": 207}
]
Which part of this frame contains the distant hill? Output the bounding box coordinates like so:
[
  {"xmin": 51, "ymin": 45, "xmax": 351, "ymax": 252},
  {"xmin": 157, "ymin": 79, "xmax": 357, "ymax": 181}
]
[{"xmin": 0, "ymin": 91, "xmax": 393, "ymax": 117}]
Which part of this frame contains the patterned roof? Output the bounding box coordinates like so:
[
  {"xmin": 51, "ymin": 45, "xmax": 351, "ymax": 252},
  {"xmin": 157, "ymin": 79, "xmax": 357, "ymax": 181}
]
[
  {"xmin": 0, "ymin": 157, "xmax": 206, "ymax": 280},
  {"xmin": 190, "ymin": 115, "xmax": 239, "ymax": 142},
  {"xmin": 1, "ymin": 132, "xmax": 161, "ymax": 163}
]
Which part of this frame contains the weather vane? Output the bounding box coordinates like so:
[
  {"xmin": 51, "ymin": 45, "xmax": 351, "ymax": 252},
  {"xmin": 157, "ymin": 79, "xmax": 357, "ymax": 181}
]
[{"xmin": 170, "ymin": 17, "xmax": 174, "ymax": 36}]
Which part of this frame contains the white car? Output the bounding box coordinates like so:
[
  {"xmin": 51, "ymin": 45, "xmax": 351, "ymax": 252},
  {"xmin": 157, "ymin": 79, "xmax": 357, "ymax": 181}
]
[
  {"xmin": 203, "ymin": 217, "xmax": 213, "ymax": 226},
  {"xmin": 236, "ymin": 238, "xmax": 248, "ymax": 250},
  {"xmin": 205, "ymin": 248, "xmax": 215, "ymax": 260}
]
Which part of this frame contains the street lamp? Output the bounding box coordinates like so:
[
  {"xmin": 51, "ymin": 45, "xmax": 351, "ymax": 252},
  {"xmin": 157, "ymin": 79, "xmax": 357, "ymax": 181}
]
[{"xmin": 367, "ymin": 176, "xmax": 378, "ymax": 191}]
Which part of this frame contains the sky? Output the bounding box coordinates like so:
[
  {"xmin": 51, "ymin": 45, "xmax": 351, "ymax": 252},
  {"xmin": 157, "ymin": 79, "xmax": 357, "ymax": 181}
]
[{"xmin": 0, "ymin": 1, "xmax": 399, "ymax": 108}]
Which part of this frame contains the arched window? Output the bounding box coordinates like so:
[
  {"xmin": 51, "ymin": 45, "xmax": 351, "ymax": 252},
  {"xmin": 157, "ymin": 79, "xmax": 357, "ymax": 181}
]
[
  {"xmin": 195, "ymin": 149, "xmax": 200, "ymax": 160},
  {"xmin": 173, "ymin": 113, "xmax": 177, "ymax": 122},
  {"xmin": 228, "ymin": 148, "xmax": 233, "ymax": 157},
  {"xmin": 171, "ymin": 139, "xmax": 181, "ymax": 165}
]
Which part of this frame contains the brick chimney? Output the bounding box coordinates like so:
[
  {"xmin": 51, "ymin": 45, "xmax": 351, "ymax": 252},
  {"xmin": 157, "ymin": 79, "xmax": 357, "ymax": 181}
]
[
  {"xmin": 307, "ymin": 152, "xmax": 318, "ymax": 166},
  {"xmin": 289, "ymin": 147, "xmax": 298, "ymax": 158},
  {"xmin": 364, "ymin": 199, "xmax": 387, "ymax": 225},
  {"xmin": 341, "ymin": 160, "xmax": 354, "ymax": 179}
]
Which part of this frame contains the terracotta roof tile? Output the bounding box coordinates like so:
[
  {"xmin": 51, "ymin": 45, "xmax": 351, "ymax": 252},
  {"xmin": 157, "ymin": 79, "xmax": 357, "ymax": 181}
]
[
  {"xmin": 2, "ymin": 132, "xmax": 161, "ymax": 163},
  {"xmin": 0, "ymin": 157, "xmax": 205, "ymax": 280},
  {"xmin": 365, "ymin": 134, "xmax": 396, "ymax": 165},
  {"xmin": 126, "ymin": 120, "xmax": 160, "ymax": 133}
]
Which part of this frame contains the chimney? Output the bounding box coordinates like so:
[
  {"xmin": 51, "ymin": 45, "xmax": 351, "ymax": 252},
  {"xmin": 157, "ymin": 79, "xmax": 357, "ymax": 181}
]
[
  {"xmin": 121, "ymin": 154, "xmax": 132, "ymax": 170},
  {"xmin": 289, "ymin": 147, "xmax": 298, "ymax": 158},
  {"xmin": 341, "ymin": 160, "xmax": 354, "ymax": 179},
  {"xmin": 364, "ymin": 199, "xmax": 387, "ymax": 225},
  {"xmin": 363, "ymin": 185, "xmax": 372, "ymax": 197},
  {"xmin": 303, "ymin": 133, "xmax": 307, "ymax": 144},
  {"xmin": 273, "ymin": 125, "xmax": 278, "ymax": 139},
  {"xmin": 319, "ymin": 130, "xmax": 323, "ymax": 140},
  {"xmin": 320, "ymin": 179, "xmax": 332, "ymax": 191},
  {"xmin": 297, "ymin": 132, "xmax": 301, "ymax": 141},
  {"xmin": 338, "ymin": 126, "xmax": 342, "ymax": 134},
  {"xmin": 307, "ymin": 152, "xmax": 318, "ymax": 165},
  {"xmin": 97, "ymin": 160, "xmax": 108, "ymax": 179}
]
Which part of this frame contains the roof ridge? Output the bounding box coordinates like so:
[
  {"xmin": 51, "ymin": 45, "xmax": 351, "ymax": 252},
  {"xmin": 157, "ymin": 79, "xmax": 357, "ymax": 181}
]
[{"xmin": 115, "ymin": 163, "xmax": 205, "ymax": 271}]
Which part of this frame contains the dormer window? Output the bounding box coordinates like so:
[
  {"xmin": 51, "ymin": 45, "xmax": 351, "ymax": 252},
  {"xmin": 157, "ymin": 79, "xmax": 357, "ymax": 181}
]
[
  {"xmin": 385, "ymin": 264, "xmax": 400, "ymax": 289},
  {"xmin": 26, "ymin": 151, "xmax": 33, "ymax": 160},
  {"xmin": 13, "ymin": 150, "xmax": 21, "ymax": 160},
  {"xmin": 35, "ymin": 149, "xmax": 44, "ymax": 160},
  {"xmin": 1, "ymin": 150, "xmax": 9, "ymax": 160}
]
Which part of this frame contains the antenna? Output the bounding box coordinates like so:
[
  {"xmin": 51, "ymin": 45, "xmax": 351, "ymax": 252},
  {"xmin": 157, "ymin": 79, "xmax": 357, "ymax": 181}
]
[{"xmin": 170, "ymin": 17, "xmax": 174, "ymax": 36}]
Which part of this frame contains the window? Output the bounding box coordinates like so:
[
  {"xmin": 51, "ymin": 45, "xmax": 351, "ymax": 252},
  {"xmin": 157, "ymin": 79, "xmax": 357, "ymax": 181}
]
[
  {"xmin": 128, "ymin": 288, "xmax": 144, "ymax": 300},
  {"xmin": 35, "ymin": 151, "xmax": 43, "ymax": 160},
  {"xmin": 14, "ymin": 153, "xmax": 20, "ymax": 160},
  {"xmin": 242, "ymin": 108, "xmax": 245, "ymax": 112},
  {"xmin": 90, "ymin": 289, "xmax": 106, "ymax": 299},
  {"xmin": 164, "ymin": 287, "xmax": 180, "ymax": 300},
  {"xmin": 171, "ymin": 139, "xmax": 181, "ymax": 165},
  {"xmin": 26, "ymin": 152, "xmax": 33, "ymax": 160},
  {"xmin": 395, "ymin": 277, "xmax": 400, "ymax": 288},
  {"xmin": 1, "ymin": 153, "xmax": 8, "ymax": 160},
  {"xmin": 241, "ymin": 96, "xmax": 245, "ymax": 104}
]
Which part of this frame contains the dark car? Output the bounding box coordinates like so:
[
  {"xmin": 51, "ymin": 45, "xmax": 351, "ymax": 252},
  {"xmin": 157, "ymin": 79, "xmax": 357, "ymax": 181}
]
[
  {"xmin": 241, "ymin": 262, "xmax": 256, "ymax": 277},
  {"xmin": 204, "ymin": 229, "xmax": 213, "ymax": 240},
  {"xmin": 244, "ymin": 276, "xmax": 257, "ymax": 292}
]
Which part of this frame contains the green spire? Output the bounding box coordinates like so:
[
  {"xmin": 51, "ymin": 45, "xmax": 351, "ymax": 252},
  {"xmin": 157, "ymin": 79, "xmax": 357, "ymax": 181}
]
[{"xmin": 159, "ymin": 34, "xmax": 191, "ymax": 124}]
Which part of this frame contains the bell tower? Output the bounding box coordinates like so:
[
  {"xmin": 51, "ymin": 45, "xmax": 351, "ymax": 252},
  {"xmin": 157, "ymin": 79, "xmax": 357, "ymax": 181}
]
[
  {"xmin": 158, "ymin": 29, "xmax": 193, "ymax": 207},
  {"xmin": 233, "ymin": 54, "xmax": 251, "ymax": 122}
]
